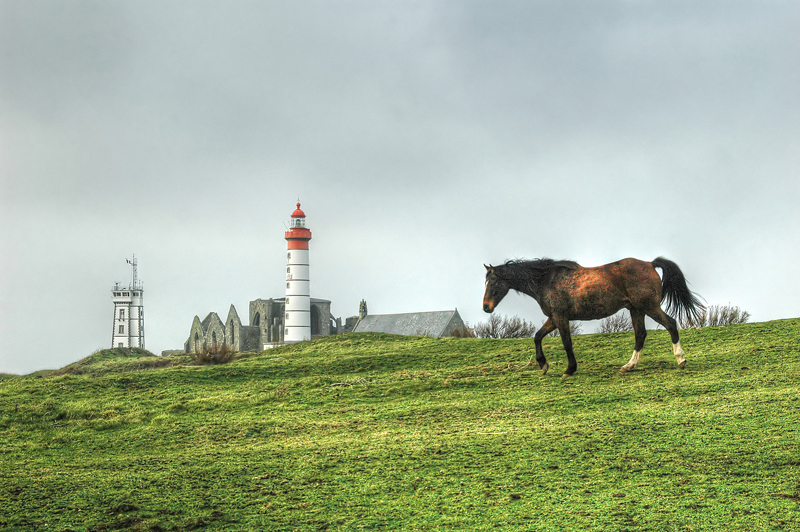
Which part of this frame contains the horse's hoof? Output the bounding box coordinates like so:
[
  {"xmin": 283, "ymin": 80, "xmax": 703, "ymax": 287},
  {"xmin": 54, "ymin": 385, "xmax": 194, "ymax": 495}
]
[
  {"xmin": 562, "ymin": 372, "xmax": 573, "ymax": 378},
  {"xmin": 619, "ymin": 367, "xmax": 628, "ymax": 374},
  {"xmin": 679, "ymin": 360, "xmax": 686, "ymax": 369},
  {"xmin": 541, "ymin": 363, "xmax": 549, "ymax": 375}
]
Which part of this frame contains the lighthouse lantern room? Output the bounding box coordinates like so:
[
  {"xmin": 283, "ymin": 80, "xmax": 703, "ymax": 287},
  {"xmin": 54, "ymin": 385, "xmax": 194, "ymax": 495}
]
[{"xmin": 284, "ymin": 202, "xmax": 312, "ymax": 343}]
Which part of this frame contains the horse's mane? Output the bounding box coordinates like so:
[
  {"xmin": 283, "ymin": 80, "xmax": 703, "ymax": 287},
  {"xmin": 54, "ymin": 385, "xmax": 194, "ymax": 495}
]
[{"xmin": 496, "ymin": 258, "xmax": 579, "ymax": 293}]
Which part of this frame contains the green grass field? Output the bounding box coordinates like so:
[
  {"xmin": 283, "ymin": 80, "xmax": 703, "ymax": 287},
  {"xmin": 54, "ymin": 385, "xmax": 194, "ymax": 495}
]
[{"xmin": 1, "ymin": 319, "xmax": 799, "ymax": 531}]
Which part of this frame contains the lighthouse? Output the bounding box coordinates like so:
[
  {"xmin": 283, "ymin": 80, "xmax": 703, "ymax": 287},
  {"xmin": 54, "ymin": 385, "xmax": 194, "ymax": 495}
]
[{"xmin": 284, "ymin": 202, "xmax": 312, "ymax": 343}]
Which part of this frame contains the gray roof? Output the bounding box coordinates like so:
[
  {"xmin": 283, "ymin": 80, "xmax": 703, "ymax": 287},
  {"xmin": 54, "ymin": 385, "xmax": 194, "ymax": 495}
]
[{"xmin": 353, "ymin": 310, "xmax": 464, "ymax": 337}]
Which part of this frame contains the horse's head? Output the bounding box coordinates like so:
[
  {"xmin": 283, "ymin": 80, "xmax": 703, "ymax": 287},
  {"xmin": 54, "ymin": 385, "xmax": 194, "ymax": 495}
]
[{"xmin": 483, "ymin": 264, "xmax": 510, "ymax": 313}]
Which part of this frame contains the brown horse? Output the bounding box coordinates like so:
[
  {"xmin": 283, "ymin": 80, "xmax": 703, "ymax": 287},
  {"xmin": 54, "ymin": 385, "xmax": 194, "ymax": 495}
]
[{"xmin": 483, "ymin": 257, "xmax": 704, "ymax": 376}]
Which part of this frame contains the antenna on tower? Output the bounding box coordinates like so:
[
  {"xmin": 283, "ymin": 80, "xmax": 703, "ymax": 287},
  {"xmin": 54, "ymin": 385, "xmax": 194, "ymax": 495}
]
[{"xmin": 126, "ymin": 255, "xmax": 139, "ymax": 289}]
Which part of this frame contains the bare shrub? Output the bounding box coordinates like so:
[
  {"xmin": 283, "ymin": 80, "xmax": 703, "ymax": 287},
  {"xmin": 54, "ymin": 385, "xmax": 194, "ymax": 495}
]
[
  {"xmin": 475, "ymin": 314, "xmax": 501, "ymax": 338},
  {"xmin": 474, "ymin": 314, "xmax": 537, "ymax": 339},
  {"xmin": 680, "ymin": 304, "xmax": 750, "ymax": 329},
  {"xmin": 191, "ymin": 343, "xmax": 234, "ymax": 365},
  {"xmin": 714, "ymin": 305, "xmax": 751, "ymax": 326},
  {"xmin": 546, "ymin": 321, "xmax": 583, "ymax": 337},
  {"xmin": 679, "ymin": 308, "xmax": 706, "ymax": 329},
  {"xmin": 598, "ymin": 312, "xmax": 634, "ymax": 333}
]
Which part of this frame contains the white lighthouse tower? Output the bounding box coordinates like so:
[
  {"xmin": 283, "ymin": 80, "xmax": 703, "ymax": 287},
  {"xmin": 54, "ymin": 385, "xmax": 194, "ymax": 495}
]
[
  {"xmin": 284, "ymin": 202, "xmax": 312, "ymax": 343},
  {"xmin": 111, "ymin": 255, "xmax": 145, "ymax": 349}
]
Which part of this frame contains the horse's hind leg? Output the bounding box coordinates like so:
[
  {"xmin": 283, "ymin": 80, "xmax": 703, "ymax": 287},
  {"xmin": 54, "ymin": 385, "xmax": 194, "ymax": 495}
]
[
  {"xmin": 555, "ymin": 318, "xmax": 578, "ymax": 377},
  {"xmin": 534, "ymin": 318, "xmax": 557, "ymax": 374},
  {"xmin": 645, "ymin": 307, "xmax": 686, "ymax": 369},
  {"xmin": 620, "ymin": 309, "xmax": 646, "ymax": 374}
]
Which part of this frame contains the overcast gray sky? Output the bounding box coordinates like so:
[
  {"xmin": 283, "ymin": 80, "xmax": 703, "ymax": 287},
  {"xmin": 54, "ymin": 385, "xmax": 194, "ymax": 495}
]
[{"xmin": 2, "ymin": 1, "xmax": 798, "ymax": 374}]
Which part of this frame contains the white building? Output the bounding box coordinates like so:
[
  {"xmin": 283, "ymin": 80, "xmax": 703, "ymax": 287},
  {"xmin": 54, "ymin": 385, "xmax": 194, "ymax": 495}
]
[
  {"xmin": 111, "ymin": 256, "xmax": 145, "ymax": 348},
  {"xmin": 284, "ymin": 202, "xmax": 312, "ymax": 343}
]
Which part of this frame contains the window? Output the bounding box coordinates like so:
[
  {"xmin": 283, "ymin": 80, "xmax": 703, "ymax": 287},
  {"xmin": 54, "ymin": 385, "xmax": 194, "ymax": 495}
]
[
  {"xmin": 118, "ymin": 325, "xmax": 124, "ymax": 334},
  {"xmin": 119, "ymin": 309, "xmax": 125, "ymax": 319},
  {"xmin": 118, "ymin": 343, "xmax": 123, "ymax": 348}
]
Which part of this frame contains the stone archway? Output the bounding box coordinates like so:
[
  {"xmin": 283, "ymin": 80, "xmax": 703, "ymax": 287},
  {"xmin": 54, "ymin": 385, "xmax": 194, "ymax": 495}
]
[{"xmin": 311, "ymin": 305, "xmax": 321, "ymax": 336}]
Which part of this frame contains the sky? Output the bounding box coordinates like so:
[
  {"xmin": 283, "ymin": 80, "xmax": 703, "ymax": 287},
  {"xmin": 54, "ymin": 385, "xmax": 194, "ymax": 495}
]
[{"xmin": 2, "ymin": 1, "xmax": 798, "ymax": 374}]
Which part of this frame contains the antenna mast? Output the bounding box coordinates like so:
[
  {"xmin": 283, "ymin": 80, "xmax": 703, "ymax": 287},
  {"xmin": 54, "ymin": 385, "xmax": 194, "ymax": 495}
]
[{"xmin": 128, "ymin": 254, "xmax": 139, "ymax": 290}]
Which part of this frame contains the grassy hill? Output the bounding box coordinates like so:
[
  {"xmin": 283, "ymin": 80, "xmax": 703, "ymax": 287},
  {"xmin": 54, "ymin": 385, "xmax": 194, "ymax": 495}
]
[{"xmin": 1, "ymin": 320, "xmax": 799, "ymax": 531}]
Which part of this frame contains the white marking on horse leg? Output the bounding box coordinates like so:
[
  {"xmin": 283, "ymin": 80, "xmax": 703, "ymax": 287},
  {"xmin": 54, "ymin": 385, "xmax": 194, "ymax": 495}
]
[
  {"xmin": 620, "ymin": 349, "xmax": 641, "ymax": 373},
  {"xmin": 673, "ymin": 341, "xmax": 686, "ymax": 369}
]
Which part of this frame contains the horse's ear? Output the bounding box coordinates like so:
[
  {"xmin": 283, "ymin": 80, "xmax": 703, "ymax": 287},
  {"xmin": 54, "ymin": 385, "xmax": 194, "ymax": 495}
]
[{"xmin": 484, "ymin": 264, "xmax": 494, "ymax": 273}]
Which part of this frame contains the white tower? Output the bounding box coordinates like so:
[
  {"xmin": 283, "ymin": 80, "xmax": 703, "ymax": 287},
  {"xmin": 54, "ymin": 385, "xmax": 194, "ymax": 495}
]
[
  {"xmin": 284, "ymin": 202, "xmax": 312, "ymax": 343},
  {"xmin": 111, "ymin": 255, "xmax": 145, "ymax": 349}
]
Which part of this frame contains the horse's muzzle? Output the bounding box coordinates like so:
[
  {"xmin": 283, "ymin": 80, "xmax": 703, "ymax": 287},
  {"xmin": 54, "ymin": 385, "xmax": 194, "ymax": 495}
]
[{"xmin": 483, "ymin": 303, "xmax": 493, "ymax": 313}]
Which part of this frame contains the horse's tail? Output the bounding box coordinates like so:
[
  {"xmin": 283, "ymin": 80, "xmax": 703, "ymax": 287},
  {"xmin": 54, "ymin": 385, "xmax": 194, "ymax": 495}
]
[{"xmin": 652, "ymin": 257, "xmax": 705, "ymax": 325}]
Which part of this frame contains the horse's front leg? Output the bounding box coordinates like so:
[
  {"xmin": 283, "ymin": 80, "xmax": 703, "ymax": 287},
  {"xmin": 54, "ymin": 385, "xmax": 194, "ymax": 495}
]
[
  {"xmin": 534, "ymin": 318, "xmax": 557, "ymax": 375},
  {"xmin": 556, "ymin": 318, "xmax": 577, "ymax": 377}
]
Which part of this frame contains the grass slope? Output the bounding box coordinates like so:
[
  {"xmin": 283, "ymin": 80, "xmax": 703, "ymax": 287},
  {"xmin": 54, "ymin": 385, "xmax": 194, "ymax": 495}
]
[
  {"xmin": 52, "ymin": 347, "xmax": 191, "ymax": 378},
  {"xmin": 1, "ymin": 320, "xmax": 799, "ymax": 531}
]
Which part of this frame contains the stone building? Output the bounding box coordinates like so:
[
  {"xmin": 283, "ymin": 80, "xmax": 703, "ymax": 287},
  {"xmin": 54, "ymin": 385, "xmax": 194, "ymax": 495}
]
[
  {"xmin": 183, "ymin": 294, "xmax": 467, "ymax": 355},
  {"xmin": 352, "ymin": 308, "xmax": 466, "ymax": 338},
  {"xmin": 184, "ymin": 297, "xmax": 338, "ymax": 354}
]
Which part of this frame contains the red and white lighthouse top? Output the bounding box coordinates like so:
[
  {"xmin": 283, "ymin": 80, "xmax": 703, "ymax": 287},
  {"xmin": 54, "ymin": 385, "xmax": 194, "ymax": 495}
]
[
  {"xmin": 285, "ymin": 201, "xmax": 312, "ymax": 249},
  {"xmin": 291, "ymin": 202, "xmax": 306, "ymax": 219}
]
